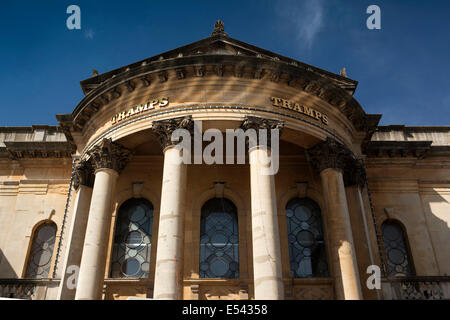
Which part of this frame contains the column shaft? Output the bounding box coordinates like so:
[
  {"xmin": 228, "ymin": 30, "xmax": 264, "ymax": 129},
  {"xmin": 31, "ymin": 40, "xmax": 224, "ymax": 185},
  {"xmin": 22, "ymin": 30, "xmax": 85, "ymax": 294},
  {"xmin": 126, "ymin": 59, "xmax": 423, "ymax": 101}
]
[
  {"xmin": 153, "ymin": 147, "xmax": 187, "ymax": 299},
  {"xmin": 345, "ymin": 185, "xmax": 380, "ymax": 300},
  {"xmin": 75, "ymin": 168, "xmax": 118, "ymax": 300},
  {"xmin": 321, "ymin": 168, "xmax": 362, "ymax": 300},
  {"xmin": 249, "ymin": 147, "xmax": 284, "ymax": 300},
  {"xmin": 57, "ymin": 185, "xmax": 93, "ymax": 300}
]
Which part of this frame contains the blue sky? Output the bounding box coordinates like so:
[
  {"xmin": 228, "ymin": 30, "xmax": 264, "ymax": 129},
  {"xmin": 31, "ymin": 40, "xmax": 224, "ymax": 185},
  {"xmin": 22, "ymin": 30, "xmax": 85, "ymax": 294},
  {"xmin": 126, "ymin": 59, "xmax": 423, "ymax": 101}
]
[{"xmin": 0, "ymin": 0, "xmax": 449, "ymax": 126}]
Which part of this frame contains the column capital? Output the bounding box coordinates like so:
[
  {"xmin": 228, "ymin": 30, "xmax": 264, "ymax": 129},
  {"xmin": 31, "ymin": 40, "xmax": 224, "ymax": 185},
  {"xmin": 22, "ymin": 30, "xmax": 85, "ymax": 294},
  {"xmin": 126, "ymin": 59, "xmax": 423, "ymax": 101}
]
[
  {"xmin": 73, "ymin": 159, "xmax": 94, "ymax": 190},
  {"xmin": 87, "ymin": 138, "xmax": 133, "ymax": 174},
  {"xmin": 240, "ymin": 116, "xmax": 284, "ymax": 148},
  {"xmin": 307, "ymin": 137, "xmax": 366, "ymax": 188},
  {"xmin": 343, "ymin": 158, "xmax": 366, "ymax": 188},
  {"xmin": 307, "ymin": 137, "xmax": 353, "ymax": 172},
  {"xmin": 152, "ymin": 116, "xmax": 194, "ymax": 150},
  {"xmin": 241, "ymin": 116, "xmax": 284, "ymax": 132}
]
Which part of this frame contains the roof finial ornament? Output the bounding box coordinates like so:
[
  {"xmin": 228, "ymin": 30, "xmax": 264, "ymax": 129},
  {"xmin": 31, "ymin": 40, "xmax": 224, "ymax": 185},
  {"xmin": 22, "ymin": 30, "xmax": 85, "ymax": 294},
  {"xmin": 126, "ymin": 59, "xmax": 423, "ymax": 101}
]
[
  {"xmin": 340, "ymin": 67, "xmax": 347, "ymax": 77},
  {"xmin": 92, "ymin": 69, "xmax": 99, "ymax": 77},
  {"xmin": 211, "ymin": 20, "xmax": 228, "ymax": 37}
]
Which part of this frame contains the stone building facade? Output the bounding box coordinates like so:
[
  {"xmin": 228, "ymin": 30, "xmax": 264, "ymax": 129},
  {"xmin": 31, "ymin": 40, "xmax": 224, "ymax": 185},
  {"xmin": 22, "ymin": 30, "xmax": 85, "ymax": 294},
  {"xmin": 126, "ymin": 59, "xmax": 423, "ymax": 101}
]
[{"xmin": 0, "ymin": 22, "xmax": 449, "ymax": 300}]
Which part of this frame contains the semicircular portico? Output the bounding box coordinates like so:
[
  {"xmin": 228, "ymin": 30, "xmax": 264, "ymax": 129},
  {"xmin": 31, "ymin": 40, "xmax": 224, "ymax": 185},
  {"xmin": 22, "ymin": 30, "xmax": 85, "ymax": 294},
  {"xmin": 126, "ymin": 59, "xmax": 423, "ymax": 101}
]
[{"xmin": 56, "ymin": 22, "xmax": 380, "ymax": 301}]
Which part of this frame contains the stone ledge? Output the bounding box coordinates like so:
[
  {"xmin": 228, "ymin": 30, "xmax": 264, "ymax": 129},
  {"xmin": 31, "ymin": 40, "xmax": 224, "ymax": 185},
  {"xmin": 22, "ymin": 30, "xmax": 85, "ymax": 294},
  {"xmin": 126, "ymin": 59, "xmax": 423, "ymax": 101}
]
[{"xmin": 366, "ymin": 140, "xmax": 432, "ymax": 158}]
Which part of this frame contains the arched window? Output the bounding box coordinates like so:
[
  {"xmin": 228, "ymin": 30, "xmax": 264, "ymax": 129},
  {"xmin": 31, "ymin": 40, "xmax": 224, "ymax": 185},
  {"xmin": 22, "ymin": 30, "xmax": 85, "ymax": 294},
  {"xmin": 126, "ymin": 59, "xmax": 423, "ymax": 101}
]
[
  {"xmin": 200, "ymin": 198, "xmax": 239, "ymax": 278},
  {"xmin": 381, "ymin": 220, "xmax": 414, "ymax": 277},
  {"xmin": 25, "ymin": 221, "xmax": 57, "ymax": 279},
  {"xmin": 110, "ymin": 198, "xmax": 153, "ymax": 278},
  {"xmin": 286, "ymin": 198, "xmax": 328, "ymax": 278}
]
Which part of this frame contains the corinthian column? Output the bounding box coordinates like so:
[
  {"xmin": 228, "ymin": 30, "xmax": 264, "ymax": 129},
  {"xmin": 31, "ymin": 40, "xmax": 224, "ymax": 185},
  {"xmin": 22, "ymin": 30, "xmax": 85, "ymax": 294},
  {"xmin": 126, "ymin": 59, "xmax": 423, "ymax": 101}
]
[
  {"xmin": 242, "ymin": 116, "xmax": 285, "ymax": 300},
  {"xmin": 152, "ymin": 116, "xmax": 193, "ymax": 300},
  {"xmin": 57, "ymin": 159, "xmax": 94, "ymax": 300},
  {"xmin": 307, "ymin": 138, "xmax": 362, "ymax": 300},
  {"xmin": 75, "ymin": 139, "xmax": 132, "ymax": 300}
]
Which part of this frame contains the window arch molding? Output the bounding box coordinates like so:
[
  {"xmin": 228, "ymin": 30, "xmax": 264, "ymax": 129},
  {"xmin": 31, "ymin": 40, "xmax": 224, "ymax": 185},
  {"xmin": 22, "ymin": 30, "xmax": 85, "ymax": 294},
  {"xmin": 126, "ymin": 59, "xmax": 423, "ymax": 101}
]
[
  {"xmin": 23, "ymin": 219, "xmax": 58, "ymax": 279},
  {"xmin": 191, "ymin": 185, "xmax": 248, "ymax": 280},
  {"xmin": 106, "ymin": 185, "xmax": 160, "ymax": 280},
  {"xmin": 380, "ymin": 218, "xmax": 415, "ymax": 277}
]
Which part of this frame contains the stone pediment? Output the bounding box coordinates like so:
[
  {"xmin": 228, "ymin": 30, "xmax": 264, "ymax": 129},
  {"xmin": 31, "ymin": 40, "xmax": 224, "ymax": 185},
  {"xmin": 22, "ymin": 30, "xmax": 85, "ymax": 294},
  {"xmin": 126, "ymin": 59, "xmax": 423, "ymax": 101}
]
[{"xmin": 79, "ymin": 21, "xmax": 357, "ymax": 96}]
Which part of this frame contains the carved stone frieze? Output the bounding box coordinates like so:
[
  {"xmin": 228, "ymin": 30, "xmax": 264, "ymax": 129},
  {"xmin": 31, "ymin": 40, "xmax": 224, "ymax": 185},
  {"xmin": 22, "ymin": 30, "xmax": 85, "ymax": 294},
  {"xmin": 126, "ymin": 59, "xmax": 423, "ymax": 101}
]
[
  {"xmin": 140, "ymin": 75, "xmax": 151, "ymax": 87},
  {"xmin": 158, "ymin": 71, "xmax": 168, "ymax": 83},
  {"xmin": 195, "ymin": 66, "xmax": 205, "ymax": 77},
  {"xmin": 270, "ymin": 71, "xmax": 280, "ymax": 82},
  {"xmin": 234, "ymin": 65, "xmax": 244, "ymax": 78},
  {"xmin": 110, "ymin": 87, "xmax": 121, "ymax": 99},
  {"xmin": 253, "ymin": 67, "xmax": 263, "ymax": 79},
  {"xmin": 125, "ymin": 80, "xmax": 135, "ymax": 92},
  {"xmin": 216, "ymin": 64, "xmax": 224, "ymax": 76},
  {"xmin": 99, "ymin": 94, "xmax": 109, "ymax": 105},
  {"xmin": 176, "ymin": 68, "xmax": 185, "ymax": 80}
]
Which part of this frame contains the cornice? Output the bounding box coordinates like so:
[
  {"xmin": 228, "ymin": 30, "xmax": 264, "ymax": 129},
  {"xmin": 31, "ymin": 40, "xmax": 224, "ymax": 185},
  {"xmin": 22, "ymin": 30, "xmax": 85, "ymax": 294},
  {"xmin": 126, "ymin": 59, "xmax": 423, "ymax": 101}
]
[
  {"xmin": 376, "ymin": 125, "xmax": 450, "ymax": 132},
  {"xmin": 57, "ymin": 56, "xmax": 379, "ymax": 152},
  {"xmin": 70, "ymin": 55, "xmax": 358, "ymax": 121},
  {"xmin": 3, "ymin": 141, "xmax": 73, "ymax": 159},
  {"xmin": 0, "ymin": 125, "xmax": 61, "ymax": 133},
  {"xmin": 366, "ymin": 141, "xmax": 433, "ymax": 158}
]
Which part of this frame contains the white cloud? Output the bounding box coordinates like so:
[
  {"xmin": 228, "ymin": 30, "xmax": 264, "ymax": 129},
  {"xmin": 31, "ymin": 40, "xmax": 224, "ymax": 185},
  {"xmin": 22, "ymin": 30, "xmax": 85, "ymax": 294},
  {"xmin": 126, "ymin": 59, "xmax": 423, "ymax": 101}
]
[{"xmin": 275, "ymin": 0, "xmax": 325, "ymax": 49}]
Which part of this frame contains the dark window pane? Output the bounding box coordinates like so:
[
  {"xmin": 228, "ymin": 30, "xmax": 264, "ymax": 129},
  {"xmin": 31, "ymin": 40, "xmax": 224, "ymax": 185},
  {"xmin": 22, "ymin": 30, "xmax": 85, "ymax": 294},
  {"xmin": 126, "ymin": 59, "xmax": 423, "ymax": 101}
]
[
  {"xmin": 286, "ymin": 198, "xmax": 329, "ymax": 278},
  {"xmin": 25, "ymin": 222, "xmax": 57, "ymax": 279},
  {"xmin": 110, "ymin": 198, "xmax": 153, "ymax": 278},
  {"xmin": 199, "ymin": 198, "xmax": 239, "ymax": 279},
  {"xmin": 382, "ymin": 221, "xmax": 414, "ymax": 277}
]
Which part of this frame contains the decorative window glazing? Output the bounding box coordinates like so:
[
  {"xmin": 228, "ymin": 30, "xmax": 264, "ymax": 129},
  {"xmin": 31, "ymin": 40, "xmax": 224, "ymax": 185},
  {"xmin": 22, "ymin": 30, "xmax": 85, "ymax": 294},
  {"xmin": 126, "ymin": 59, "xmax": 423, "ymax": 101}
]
[
  {"xmin": 199, "ymin": 198, "xmax": 239, "ymax": 278},
  {"xmin": 381, "ymin": 220, "xmax": 414, "ymax": 277},
  {"xmin": 110, "ymin": 198, "xmax": 153, "ymax": 278},
  {"xmin": 286, "ymin": 198, "xmax": 329, "ymax": 278},
  {"xmin": 25, "ymin": 221, "xmax": 57, "ymax": 279}
]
